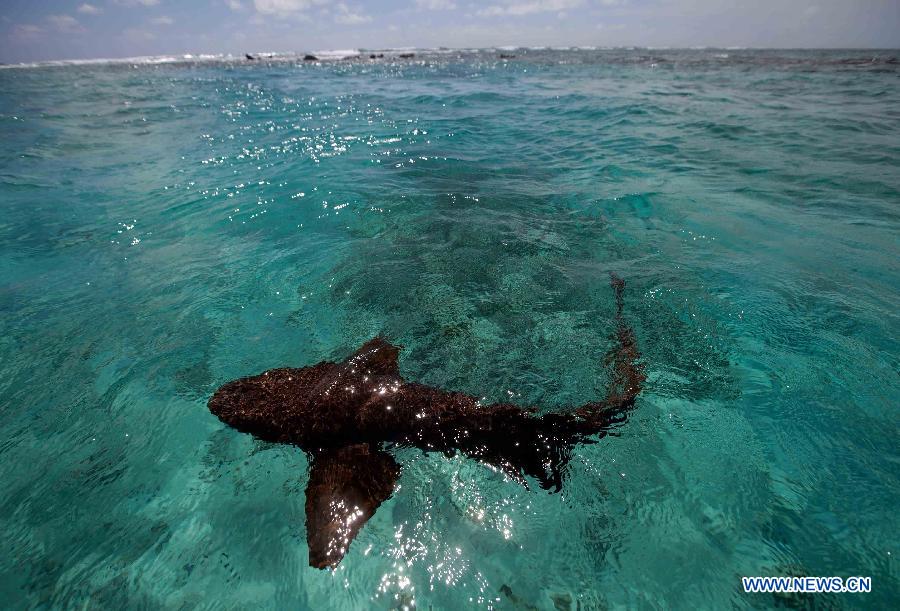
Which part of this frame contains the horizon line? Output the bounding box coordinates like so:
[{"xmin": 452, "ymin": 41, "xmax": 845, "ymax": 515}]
[{"xmin": 2, "ymin": 45, "xmax": 898, "ymax": 68}]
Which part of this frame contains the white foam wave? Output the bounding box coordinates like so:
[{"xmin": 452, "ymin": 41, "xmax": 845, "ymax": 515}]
[
  {"xmin": 312, "ymin": 49, "xmax": 361, "ymax": 59},
  {"xmin": 1, "ymin": 53, "xmax": 235, "ymax": 69}
]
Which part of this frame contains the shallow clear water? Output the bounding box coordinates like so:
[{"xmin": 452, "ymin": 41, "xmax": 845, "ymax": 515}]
[{"xmin": 1, "ymin": 48, "xmax": 898, "ymax": 609}]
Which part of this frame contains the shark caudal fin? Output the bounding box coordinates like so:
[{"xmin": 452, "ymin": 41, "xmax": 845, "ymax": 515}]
[
  {"xmin": 573, "ymin": 273, "xmax": 646, "ymax": 428},
  {"xmin": 304, "ymin": 444, "xmax": 400, "ymax": 569}
]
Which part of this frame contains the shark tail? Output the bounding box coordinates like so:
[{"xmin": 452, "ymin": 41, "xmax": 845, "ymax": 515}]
[{"xmin": 573, "ymin": 272, "xmax": 646, "ymax": 430}]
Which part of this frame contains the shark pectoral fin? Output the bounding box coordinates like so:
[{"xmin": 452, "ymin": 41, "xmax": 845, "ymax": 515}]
[
  {"xmin": 345, "ymin": 336, "xmax": 402, "ymax": 376},
  {"xmin": 304, "ymin": 444, "xmax": 400, "ymax": 569}
]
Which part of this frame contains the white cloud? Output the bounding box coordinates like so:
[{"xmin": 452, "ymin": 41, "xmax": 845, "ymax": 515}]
[
  {"xmin": 77, "ymin": 3, "xmax": 103, "ymax": 15},
  {"xmin": 253, "ymin": 0, "xmax": 325, "ymax": 15},
  {"xmin": 477, "ymin": 0, "xmax": 584, "ymax": 17},
  {"xmin": 226, "ymin": 0, "xmax": 245, "ymax": 10},
  {"xmin": 150, "ymin": 15, "xmax": 174, "ymax": 25},
  {"xmin": 12, "ymin": 24, "xmax": 45, "ymax": 39},
  {"xmin": 113, "ymin": 0, "xmax": 161, "ymax": 7},
  {"xmin": 415, "ymin": 0, "xmax": 457, "ymax": 9},
  {"xmin": 334, "ymin": 2, "xmax": 372, "ymax": 24},
  {"xmin": 47, "ymin": 14, "xmax": 85, "ymax": 33}
]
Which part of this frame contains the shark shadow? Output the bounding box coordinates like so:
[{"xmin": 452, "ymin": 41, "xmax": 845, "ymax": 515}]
[{"xmin": 208, "ymin": 273, "xmax": 645, "ymax": 569}]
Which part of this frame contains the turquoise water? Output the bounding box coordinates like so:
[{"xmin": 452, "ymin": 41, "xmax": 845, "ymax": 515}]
[{"xmin": 1, "ymin": 48, "xmax": 898, "ymax": 609}]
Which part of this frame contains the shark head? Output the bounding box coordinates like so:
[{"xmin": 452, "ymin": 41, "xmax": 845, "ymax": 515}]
[
  {"xmin": 207, "ymin": 337, "xmax": 404, "ymax": 447},
  {"xmin": 207, "ymin": 363, "xmax": 327, "ymax": 444}
]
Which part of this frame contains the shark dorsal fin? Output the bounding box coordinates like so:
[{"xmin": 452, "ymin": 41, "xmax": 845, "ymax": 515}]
[
  {"xmin": 305, "ymin": 444, "xmax": 400, "ymax": 569},
  {"xmin": 344, "ymin": 336, "xmax": 402, "ymax": 376}
]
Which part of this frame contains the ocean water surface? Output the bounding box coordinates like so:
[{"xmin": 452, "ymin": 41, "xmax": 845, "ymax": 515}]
[{"xmin": 0, "ymin": 48, "xmax": 898, "ymax": 609}]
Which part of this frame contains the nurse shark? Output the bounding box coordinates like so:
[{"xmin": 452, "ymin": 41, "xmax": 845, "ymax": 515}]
[{"xmin": 208, "ymin": 273, "xmax": 645, "ymax": 569}]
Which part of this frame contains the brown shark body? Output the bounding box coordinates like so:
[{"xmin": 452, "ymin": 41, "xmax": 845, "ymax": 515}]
[{"xmin": 208, "ymin": 273, "xmax": 645, "ymax": 569}]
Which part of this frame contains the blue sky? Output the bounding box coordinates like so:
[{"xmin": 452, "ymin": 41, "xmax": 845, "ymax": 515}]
[{"xmin": 1, "ymin": 0, "xmax": 898, "ymax": 63}]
